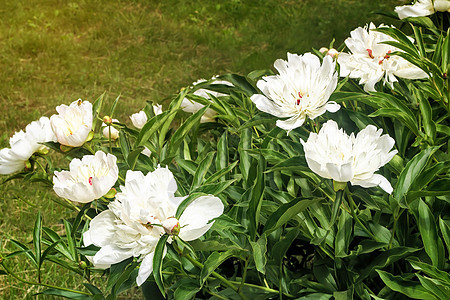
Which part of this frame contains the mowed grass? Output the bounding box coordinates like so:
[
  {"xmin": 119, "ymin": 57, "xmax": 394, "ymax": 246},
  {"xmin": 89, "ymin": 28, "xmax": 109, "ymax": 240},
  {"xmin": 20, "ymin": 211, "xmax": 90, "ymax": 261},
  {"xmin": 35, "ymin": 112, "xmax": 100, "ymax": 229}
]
[{"xmin": 0, "ymin": 0, "xmax": 400, "ymax": 298}]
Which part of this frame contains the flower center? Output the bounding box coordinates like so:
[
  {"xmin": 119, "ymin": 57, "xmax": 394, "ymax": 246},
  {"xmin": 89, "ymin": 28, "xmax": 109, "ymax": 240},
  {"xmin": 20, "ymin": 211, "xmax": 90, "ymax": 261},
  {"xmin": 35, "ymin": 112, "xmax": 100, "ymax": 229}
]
[
  {"xmin": 378, "ymin": 50, "xmax": 392, "ymax": 65},
  {"xmin": 296, "ymin": 92, "xmax": 303, "ymax": 105},
  {"xmin": 366, "ymin": 49, "xmax": 374, "ymax": 59}
]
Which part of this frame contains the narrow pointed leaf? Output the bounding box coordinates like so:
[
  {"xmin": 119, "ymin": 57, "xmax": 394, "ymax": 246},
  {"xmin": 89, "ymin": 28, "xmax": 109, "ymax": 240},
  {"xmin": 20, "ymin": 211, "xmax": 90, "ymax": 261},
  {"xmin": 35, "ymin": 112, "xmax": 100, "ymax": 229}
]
[{"xmin": 153, "ymin": 235, "xmax": 169, "ymax": 296}]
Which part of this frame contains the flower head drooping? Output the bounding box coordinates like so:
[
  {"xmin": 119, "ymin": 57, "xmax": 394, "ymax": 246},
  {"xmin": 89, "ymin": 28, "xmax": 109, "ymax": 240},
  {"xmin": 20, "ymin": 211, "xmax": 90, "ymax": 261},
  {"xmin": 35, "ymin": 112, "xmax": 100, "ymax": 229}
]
[
  {"xmin": 395, "ymin": 0, "xmax": 450, "ymax": 19},
  {"xmin": 53, "ymin": 151, "xmax": 119, "ymax": 203},
  {"xmin": 50, "ymin": 99, "xmax": 93, "ymax": 147},
  {"xmin": 301, "ymin": 120, "xmax": 397, "ymax": 194},
  {"xmin": 338, "ymin": 23, "xmax": 428, "ymax": 92},
  {"xmin": 0, "ymin": 117, "xmax": 57, "ymax": 174},
  {"xmin": 181, "ymin": 76, "xmax": 234, "ymax": 123},
  {"xmin": 250, "ymin": 52, "xmax": 340, "ymax": 132},
  {"xmin": 83, "ymin": 166, "xmax": 224, "ymax": 286}
]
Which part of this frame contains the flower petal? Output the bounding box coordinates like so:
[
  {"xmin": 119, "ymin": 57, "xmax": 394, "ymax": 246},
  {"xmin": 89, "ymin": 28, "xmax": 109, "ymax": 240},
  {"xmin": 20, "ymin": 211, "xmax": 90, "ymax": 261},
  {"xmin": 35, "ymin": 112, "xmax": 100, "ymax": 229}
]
[{"xmin": 178, "ymin": 195, "xmax": 224, "ymax": 241}]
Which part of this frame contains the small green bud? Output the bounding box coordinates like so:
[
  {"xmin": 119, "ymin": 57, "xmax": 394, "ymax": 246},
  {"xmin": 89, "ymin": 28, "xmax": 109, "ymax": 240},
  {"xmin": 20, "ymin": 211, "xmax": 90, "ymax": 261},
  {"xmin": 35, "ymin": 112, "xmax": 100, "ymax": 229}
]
[
  {"xmin": 79, "ymin": 261, "xmax": 88, "ymax": 269},
  {"xmin": 103, "ymin": 116, "xmax": 113, "ymax": 125},
  {"xmin": 162, "ymin": 217, "xmax": 180, "ymax": 236}
]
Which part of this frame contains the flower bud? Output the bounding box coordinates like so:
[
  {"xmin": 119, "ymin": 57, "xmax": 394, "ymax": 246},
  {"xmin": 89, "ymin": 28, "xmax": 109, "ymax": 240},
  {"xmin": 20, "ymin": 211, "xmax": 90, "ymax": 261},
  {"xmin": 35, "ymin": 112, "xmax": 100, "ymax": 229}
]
[
  {"xmin": 24, "ymin": 160, "xmax": 32, "ymax": 171},
  {"xmin": 79, "ymin": 260, "xmax": 88, "ymax": 269},
  {"xmin": 103, "ymin": 116, "xmax": 113, "ymax": 125},
  {"xmin": 327, "ymin": 48, "xmax": 339, "ymax": 58},
  {"xmin": 162, "ymin": 217, "xmax": 180, "ymax": 236},
  {"xmin": 319, "ymin": 47, "xmax": 329, "ymax": 54}
]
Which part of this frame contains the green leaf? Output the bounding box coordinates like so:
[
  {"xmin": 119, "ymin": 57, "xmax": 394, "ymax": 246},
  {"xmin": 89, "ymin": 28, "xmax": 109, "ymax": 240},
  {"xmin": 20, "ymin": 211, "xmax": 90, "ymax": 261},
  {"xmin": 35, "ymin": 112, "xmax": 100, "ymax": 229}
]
[
  {"xmin": 200, "ymin": 250, "xmax": 237, "ymax": 287},
  {"xmin": 357, "ymin": 247, "xmax": 419, "ymax": 282},
  {"xmin": 393, "ymin": 146, "xmax": 439, "ymax": 204},
  {"xmin": 215, "ymin": 131, "xmax": 229, "ymax": 181},
  {"xmin": 408, "ymin": 258, "xmax": 450, "ymax": 283},
  {"xmin": 247, "ymin": 156, "xmax": 265, "ymax": 240},
  {"xmin": 35, "ymin": 289, "xmax": 90, "ymax": 299},
  {"xmin": 442, "ymin": 28, "xmax": 450, "ymax": 72},
  {"xmin": 377, "ymin": 270, "xmax": 438, "ymax": 300},
  {"xmin": 191, "ymin": 179, "xmax": 236, "ymax": 195},
  {"xmin": 91, "ymin": 91, "xmax": 106, "ymax": 131},
  {"xmin": 174, "ymin": 278, "xmax": 200, "ymax": 300},
  {"xmin": 411, "ymin": 24, "xmax": 425, "ymax": 57},
  {"xmin": 238, "ymin": 128, "xmax": 252, "ymax": 187},
  {"xmin": 136, "ymin": 109, "xmax": 176, "ymax": 148},
  {"xmin": 249, "ymin": 234, "xmax": 267, "ymax": 274},
  {"xmin": 204, "ymin": 160, "xmax": 238, "ymax": 184},
  {"xmin": 40, "ymin": 240, "xmax": 61, "ymax": 268},
  {"xmin": 375, "ymin": 27, "xmax": 419, "ymax": 57},
  {"xmin": 109, "ymin": 94, "xmax": 121, "ymax": 117},
  {"xmin": 175, "ymin": 158, "xmax": 198, "ymax": 175},
  {"xmin": 329, "ymin": 189, "xmax": 344, "ymax": 230},
  {"xmin": 106, "ymin": 257, "xmax": 134, "ymax": 291},
  {"xmin": 43, "ymin": 227, "xmax": 73, "ymax": 260},
  {"xmin": 419, "ymin": 96, "xmax": 436, "ymax": 143},
  {"xmin": 439, "ymin": 217, "xmax": 450, "ymax": 260},
  {"xmin": 168, "ymin": 105, "xmax": 209, "ymax": 157},
  {"xmin": 190, "ymin": 152, "xmax": 215, "ymax": 191},
  {"xmin": 71, "ymin": 202, "xmax": 91, "ymax": 240},
  {"xmin": 153, "ymin": 234, "xmax": 169, "ymax": 296},
  {"xmin": 63, "ymin": 219, "xmax": 77, "ymax": 261},
  {"xmin": 272, "ymin": 227, "xmax": 299, "ymax": 265},
  {"xmin": 418, "ymin": 199, "xmax": 445, "ymax": 268},
  {"xmin": 410, "ymin": 161, "xmax": 450, "ymax": 192},
  {"xmin": 158, "ymin": 89, "xmax": 189, "ymax": 148},
  {"xmin": 118, "ymin": 131, "xmax": 131, "ymax": 160},
  {"xmin": 33, "ymin": 212, "xmax": 42, "ymax": 270},
  {"xmin": 335, "ymin": 209, "xmax": 352, "ymax": 257},
  {"xmin": 9, "ymin": 240, "xmax": 37, "ymax": 266},
  {"xmin": 263, "ymin": 198, "xmax": 320, "ymax": 234},
  {"xmin": 127, "ymin": 146, "xmax": 145, "ymax": 170},
  {"xmin": 269, "ymin": 156, "xmax": 310, "ymax": 173},
  {"xmin": 403, "ymin": 16, "xmax": 438, "ymax": 33},
  {"xmin": 82, "ymin": 283, "xmax": 103, "ymax": 296},
  {"xmin": 416, "ymin": 274, "xmax": 450, "ymax": 299},
  {"xmin": 175, "ymin": 193, "xmax": 204, "ymax": 219}
]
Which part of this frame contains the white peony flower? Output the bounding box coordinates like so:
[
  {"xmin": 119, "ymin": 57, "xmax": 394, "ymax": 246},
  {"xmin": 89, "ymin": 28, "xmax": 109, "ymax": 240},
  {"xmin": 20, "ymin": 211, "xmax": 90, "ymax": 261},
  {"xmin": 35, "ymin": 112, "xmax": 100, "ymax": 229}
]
[
  {"xmin": 53, "ymin": 151, "xmax": 119, "ymax": 203},
  {"xmin": 181, "ymin": 76, "xmax": 233, "ymax": 123},
  {"xmin": 50, "ymin": 99, "xmax": 93, "ymax": 147},
  {"xmin": 250, "ymin": 53, "xmax": 340, "ymax": 132},
  {"xmin": 395, "ymin": 0, "xmax": 450, "ymax": 19},
  {"xmin": 153, "ymin": 104, "xmax": 163, "ymax": 116},
  {"xmin": 83, "ymin": 166, "xmax": 224, "ymax": 286},
  {"xmin": 338, "ymin": 23, "xmax": 428, "ymax": 92},
  {"xmin": 0, "ymin": 117, "xmax": 57, "ymax": 174},
  {"xmin": 301, "ymin": 120, "xmax": 397, "ymax": 194},
  {"xmin": 102, "ymin": 119, "xmax": 120, "ymax": 140},
  {"xmin": 130, "ymin": 111, "xmax": 147, "ymax": 129}
]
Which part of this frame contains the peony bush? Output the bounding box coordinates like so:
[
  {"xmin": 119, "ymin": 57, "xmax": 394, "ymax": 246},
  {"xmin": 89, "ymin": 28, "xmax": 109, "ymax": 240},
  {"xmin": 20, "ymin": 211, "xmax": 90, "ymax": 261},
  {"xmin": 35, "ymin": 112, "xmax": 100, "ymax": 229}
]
[{"xmin": 0, "ymin": 2, "xmax": 449, "ymax": 299}]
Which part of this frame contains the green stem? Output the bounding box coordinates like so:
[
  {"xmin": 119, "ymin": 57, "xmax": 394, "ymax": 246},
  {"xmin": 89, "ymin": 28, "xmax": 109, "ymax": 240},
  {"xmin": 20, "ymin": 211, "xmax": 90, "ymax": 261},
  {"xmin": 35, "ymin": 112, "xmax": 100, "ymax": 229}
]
[
  {"xmin": 183, "ymin": 253, "xmax": 249, "ymax": 300},
  {"xmin": 345, "ymin": 188, "xmax": 377, "ymax": 241},
  {"xmin": 160, "ymin": 271, "xmax": 292, "ymax": 297},
  {"xmin": 238, "ymin": 257, "xmax": 249, "ymax": 293},
  {"xmin": 389, "ymin": 208, "xmax": 404, "ymax": 249},
  {"xmin": 1, "ymin": 262, "xmax": 90, "ymax": 296},
  {"xmin": 83, "ymin": 143, "xmax": 95, "ymax": 155}
]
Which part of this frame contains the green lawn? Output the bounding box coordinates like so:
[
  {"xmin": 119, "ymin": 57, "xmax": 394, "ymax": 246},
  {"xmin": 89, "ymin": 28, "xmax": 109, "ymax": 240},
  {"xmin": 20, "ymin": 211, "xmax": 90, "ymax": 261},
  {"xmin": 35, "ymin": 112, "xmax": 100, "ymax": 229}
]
[{"xmin": 0, "ymin": 0, "xmax": 401, "ymax": 298}]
